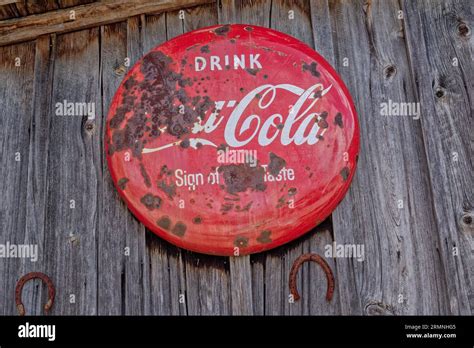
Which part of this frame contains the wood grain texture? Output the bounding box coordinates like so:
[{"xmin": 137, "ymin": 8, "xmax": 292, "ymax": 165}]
[
  {"xmin": 18, "ymin": 35, "xmax": 56, "ymax": 316},
  {"xmin": 98, "ymin": 20, "xmax": 128, "ymax": 315},
  {"xmin": 401, "ymin": 0, "xmax": 473, "ymax": 314},
  {"xmin": 24, "ymin": 0, "xmax": 58, "ymax": 15},
  {"xmin": 0, "ymin": 0, "xmax": 215, "ymax": 46},
  {"xmin": 229, "ymin": 256, "xmax": 253, "ymax": 314},
  {"xmin": 0, "ymin": 0, "xmax": 21, "ymax": 6},
  {"xmin": 0, "ymin": 40, "xmax": 35, "ymax": 315},
  {"xmin": 0, "ymin": 0, "xmax": 95, "ymax": 21},
  {"xmin": 58, "ymin": 0, "xmax": 96, "ymax": 9},
  {"xmin": 314, "ymin": 0, "xmax": 473, "ymax": 315},
  {"xmin": 0, "ymin": 0, "xmax": 471, "ymax": 316},
  {"xmin": 318, "ymin": 0, "xmax": 442, "ymax": 315},
  {"xmin": 51, "ymin": 28, "xmax": 101, "ymax": 315},
  {"xmin": 0, "ymin": 2, "xmax": 27, "ymax": 21}
]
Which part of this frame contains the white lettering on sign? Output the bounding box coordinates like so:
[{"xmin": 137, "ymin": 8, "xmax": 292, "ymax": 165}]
[
  {"xmin": 225, "ymin": 83, "xmax": 331, "ymax": 147},
  {"xmin": 171, "ymin": 164, "xmax": 296, "ymax": 190},
  {"xmin": 143, "ymin": 83, "xmax": 332, "ymax": 154},
  {"xmin": 175, "ymin": 169, "xmax": 205, "ymax": 191},
  {"xmin": 195, "ymin": 54, "xmax": 262, "ymax": 72}
]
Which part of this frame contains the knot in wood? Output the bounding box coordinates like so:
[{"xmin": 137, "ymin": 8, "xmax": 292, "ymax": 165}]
[
  {"xmin": 460, "ymin": 212, "xmax": 473, "ymax": 232},
  {"xmin": 435, "ymin": 87, "xmax": 445, "ymax": 99},
  {"xmin": 85, "ymin": 121, "xmax": 95, "ymax": 132},
  {"xmin": 457, "ymin": 22, "xmax": 470, "ymax": 37},
  {"xmin": 383, "ymin": 65, "xmax": 397, "ymax": 79},
  {"xmin": 364, "ymin": 301, "xmax": 395, "ymax": 315},
  {"xmin": 463, "ymin": 215, "xmax": 472, "ymax": 225}
]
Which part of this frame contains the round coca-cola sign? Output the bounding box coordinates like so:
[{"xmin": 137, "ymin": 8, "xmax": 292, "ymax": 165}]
[{"xmin": 105, "ymin": 24, "xmax": 359, "ymax": 256}]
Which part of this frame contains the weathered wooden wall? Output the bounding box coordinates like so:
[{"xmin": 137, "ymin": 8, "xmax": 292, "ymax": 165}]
[{"xmin": 0, "ymin": 0, "xmax": 472, "ymax": 315}]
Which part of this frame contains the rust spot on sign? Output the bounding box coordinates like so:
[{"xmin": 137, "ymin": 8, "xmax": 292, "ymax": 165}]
[
  {"xmin": 276, "ymin": 196, "xmax": 287, "ymax": 208},
  {"xmin": 160, "ymin": 165, "xmax": 173, "ymax": 176},
  {"xmin": 157, "ymin": 216, "xmax": 171, "ymax": 230},
  {"xmin": 334, "ymin": 112, "xmax": 343, "ymax": 128},
  {"xmin": 180, "ymin": 138, "xmax": 190, "ymax": 148},
  {"xmin": 171, "ymin": 222, "xmax": 187, "ymax": 237},
  {"xmin": 340, "ymin": 167, "xmax": 350, "ymax": 181},
  {"xmin": 235, "ymin": 201, "xmax": 253, "ymax": 212},
  {"xmin": 117, "ymin": 177, "xmax": 129, "ymax": 190},
  {"xmin": 158, "ymin": 180, "xmax": 177, "ymax": 199},
  {"xmin": 234, "ymin": 236, "xmax": 249, "ymax": 248},
  {"xmin": 214, "ymin": 25, "xmax": 230, "ymax": 36},
  {"xmin": 246, "ymin": 68, "xmax": 260, "ymax": 76},
  {"xmin": 257, "ymin": 230, "xmax": 272, "ymax": 243},
  {"xmin": 268, "ymin": 152, "xmax": 286, "ymax": 176},
  {"xmin": 140, "ymin": 193, "xmax": 162, "ymax": 210},
  {"xmin": 318, "ymin": 118, "xmax": 328, "ymax": 129},
  {"xmin": 140, "ymin": 162, "xmax": 152, "ymax": 188},
  {"xmin": 302, "ymin": 61, "xmax": 320, "ymax": 77},
  {"xmin": 221, "ymin": 202, "xmax": 234, "ymax": 214},
  {"xmin": 107, "ymin": 51, "xmax": 214, "ymax": 157},
  {"xmin": 218, "ymin": 163, "xmax": 267, "ymax": 194}
]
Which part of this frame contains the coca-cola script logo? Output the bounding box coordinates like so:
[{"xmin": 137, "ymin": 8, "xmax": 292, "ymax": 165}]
[{"xmin": 106, "ymin": 24, "xmax": 359, "ymax": 256}]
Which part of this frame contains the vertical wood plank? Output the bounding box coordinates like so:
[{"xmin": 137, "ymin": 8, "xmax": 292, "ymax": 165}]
[
  {"xmin": 218, "ymin": 0, "xmax": 272, "ymax": 26},
  {"xmin": 183, "ymin": 1, "xmax": 218, "ymax": 30},
  {"xmin": 402, "ymin": 0, "xmax": 473, "ymax": 314},
  {"xmin": 44, "ymin": 28, "xmax": 100, "ymax": 314},
  {"xmin": 323, "ymin": 0, "xmax": 453, "ymax": 315},
  {"xmin": 24, "ymin": 0, "xmax": 58, "ymax": 15},
  {"xmin": 309, "ymin": 0, "xmax": 335, "ymax": 66},
  {"xmin": 0, "ymin": 41, "xmax": 35, "ymax": 315},
  {"xmin": 165, "ymin": 8, "xmax": 185, "ymax": 40},
  {"xmin": 229, "ymin": 256, "xmax": 253, "ymax": 314},
  {"xmin": 98, "ymin": 20, "xmax": 131, "ymax": 315},
  {"xmin": 183, "ymin": 254, "xmax": 231, "ymax": 315},
  {"xmin": 20, "ymin": 35, "xmax": 56, "ymax": 316},
  {"xmin": 250, "ymin": 253, "xmax": 265, "ymax": 315},
  {"xmin": 117, "ymin": 15, "xmax": 152, "ymax": 315},
  {"xmin": 143, "ymin": 12, "xmax": 167, "ymax": 53}
]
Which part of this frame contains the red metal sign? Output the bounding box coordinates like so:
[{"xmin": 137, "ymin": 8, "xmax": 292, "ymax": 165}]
[{"xmin": 105, "ymin": 24, "xmax": 359, "ymax": 256}]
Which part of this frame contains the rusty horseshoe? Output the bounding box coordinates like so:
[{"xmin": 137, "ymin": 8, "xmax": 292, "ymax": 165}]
[
  {"xmin": 289, "ymin": 253, "xmax": 335, "ymax": 302},
  {"xmin": 15, "ymin": 272, "xmax": 55, "ymax": 316}
]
